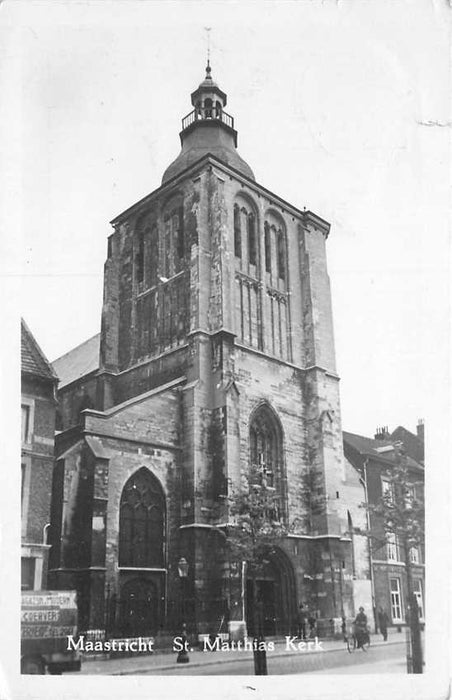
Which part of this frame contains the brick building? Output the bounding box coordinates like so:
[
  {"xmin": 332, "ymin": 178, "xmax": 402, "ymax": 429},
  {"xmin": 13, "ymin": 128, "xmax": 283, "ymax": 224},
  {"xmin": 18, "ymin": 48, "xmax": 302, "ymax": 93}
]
[
  {"xmin": 48, "ymin": 64, "xmax": 370, "ymax": 640},
  {"xmin": 343, "ymin": 425, "xmax": 425, "ymax": 631},
  {"xmin": 21, "ymin": 319, "xmax": 58, "ymax": 590}
]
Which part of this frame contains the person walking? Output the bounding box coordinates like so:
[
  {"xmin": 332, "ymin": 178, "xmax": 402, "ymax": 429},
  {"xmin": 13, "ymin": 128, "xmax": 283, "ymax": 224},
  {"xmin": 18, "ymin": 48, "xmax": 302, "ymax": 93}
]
[
  {"xmin": 378, "ymin": 607, "xmax": 389, "ymax": 641},
  {"xmin": 307, "ymin": 613, "xmax": 317, "ymax": 639},
  {"xmin": 353, "ymin": 607, "xmax": 369, "ymax": 650},
  {"xmin": 296, "ymin": 603, "xmax": 307, "ymax": 640}
]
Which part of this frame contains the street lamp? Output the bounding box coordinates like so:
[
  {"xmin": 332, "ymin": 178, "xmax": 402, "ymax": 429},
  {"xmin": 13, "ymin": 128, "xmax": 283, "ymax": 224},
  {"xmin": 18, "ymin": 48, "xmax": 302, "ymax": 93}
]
[{"xmin": 177, "ymin": 557, "xmax": 190, "ymax": 664}]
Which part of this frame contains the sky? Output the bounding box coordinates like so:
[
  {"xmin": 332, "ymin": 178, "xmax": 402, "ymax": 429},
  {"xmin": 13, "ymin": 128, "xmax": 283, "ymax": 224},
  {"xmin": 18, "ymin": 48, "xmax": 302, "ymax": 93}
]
[{"xmin": 2, "ymin": 0, "xmax": 450, "ymax": 437}]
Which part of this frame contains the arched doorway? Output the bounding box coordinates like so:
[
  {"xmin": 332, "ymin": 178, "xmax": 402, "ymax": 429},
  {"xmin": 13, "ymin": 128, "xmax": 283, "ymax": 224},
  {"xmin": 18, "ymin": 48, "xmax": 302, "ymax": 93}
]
[
  {"xmin": 246, "ymin": 548, "xmax": 296, "ymax": 637},
  {"xmin": 119, "ymin": 578, "xmax": 159, "ymax": 637}
]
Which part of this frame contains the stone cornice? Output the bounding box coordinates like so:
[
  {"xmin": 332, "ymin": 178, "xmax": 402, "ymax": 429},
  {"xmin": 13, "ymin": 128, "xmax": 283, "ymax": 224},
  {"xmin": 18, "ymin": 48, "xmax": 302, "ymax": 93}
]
[{"xmin": 109, "ymin": 153, "xmax": 330, "ymax": 232}]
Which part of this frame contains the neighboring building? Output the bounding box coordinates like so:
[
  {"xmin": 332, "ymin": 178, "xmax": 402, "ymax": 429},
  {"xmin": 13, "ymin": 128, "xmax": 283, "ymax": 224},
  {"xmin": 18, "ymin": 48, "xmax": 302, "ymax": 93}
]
[
  {"xmin": 48, "ymin": 63, "xmax": 369, "ymax": 640},
  {"xmin": 21, "ymin": 319, "xmax": 58, "ymax": 591},
  {"xmin": 391, "ymin": 422, "xmax": 424, "ymax": 466},
  {"xmin": 343, "ymin": 426, "xmax": 425, "ymax": 630}
]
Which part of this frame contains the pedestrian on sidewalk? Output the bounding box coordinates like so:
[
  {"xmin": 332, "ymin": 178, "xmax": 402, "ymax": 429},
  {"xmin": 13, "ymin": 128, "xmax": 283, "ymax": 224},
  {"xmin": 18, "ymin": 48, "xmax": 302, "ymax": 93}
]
[
  {"xmin": 307, "ymin": 613, "xmax": 317, "ymax": 639},
  {"xmin": 297, "ymin": 603, "xmax": 307, "ymax": 640},
  {"xmin": 377, "ymin": 607, "xmax": 389, "ymax": 641},
  {"xmin": 353, "ymin": 607, "xmax": 369, "ymax": 650}
]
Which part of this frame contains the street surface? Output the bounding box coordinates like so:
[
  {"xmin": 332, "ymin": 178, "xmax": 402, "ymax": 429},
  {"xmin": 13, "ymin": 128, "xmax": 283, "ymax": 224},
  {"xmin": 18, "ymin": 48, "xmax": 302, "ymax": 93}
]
[
  {"xmin": 152, "ymin": 641, "xmax": 406, "ymax": 675},
  {"xmin": 72, "ymin": 630, "xmax": 413, "ymax": 676}
]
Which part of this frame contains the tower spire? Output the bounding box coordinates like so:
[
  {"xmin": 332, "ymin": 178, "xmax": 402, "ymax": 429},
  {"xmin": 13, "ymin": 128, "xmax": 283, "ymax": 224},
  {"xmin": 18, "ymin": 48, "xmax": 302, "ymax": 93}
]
[{"xmin": 161, "ymin": 37, "xmax": 255, "ymax": 183}]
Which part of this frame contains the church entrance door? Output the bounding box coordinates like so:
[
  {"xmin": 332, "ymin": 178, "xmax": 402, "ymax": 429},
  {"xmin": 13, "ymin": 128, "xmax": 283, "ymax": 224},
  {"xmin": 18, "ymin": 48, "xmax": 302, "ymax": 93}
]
[
  {"xmin": 245, "ymin": 549, "xmax": 296, "ymax": 637},
  {"xmin": 119, "ymin": 578, "xmax": 158, "ymax": 637}
]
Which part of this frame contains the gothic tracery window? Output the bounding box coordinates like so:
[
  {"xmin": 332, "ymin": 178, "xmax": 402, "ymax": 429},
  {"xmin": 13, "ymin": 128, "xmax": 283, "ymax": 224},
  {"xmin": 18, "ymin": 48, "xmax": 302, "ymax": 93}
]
[
  {"xmin": 263, "ymin": 215, "xmax": 290, "ymax": 360},
  {"xmin": 250, "ymin": 407, "xmax": 282, "ymax": 489},
  {"xmin": 234, "ymin": 198, "xmax": 262, "ymax": 350},
  {"xmin": 119, "ymin": 469, "xmax": 165, "ymax": 568},
  {"xmin": 163, "ymin": 205, "xmax": 185, "ymax": 278},
  {"xmin": 136, "ymin": 229, "xmax": 145, "ymax": 285},
  {"xmin": 249, "ymin": 406, "xmax": 284, "ymax": 520},
  {"xmin": 134, "ymin": 213, "xmax": 158, "ymax": 290}
]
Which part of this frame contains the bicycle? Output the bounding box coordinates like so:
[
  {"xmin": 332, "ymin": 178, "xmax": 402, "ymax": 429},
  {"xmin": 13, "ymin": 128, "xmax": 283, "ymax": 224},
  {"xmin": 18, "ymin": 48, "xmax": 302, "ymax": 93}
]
[{"xmin": 343, "ymin": 624, "xmax": 371, "ymax": 653}]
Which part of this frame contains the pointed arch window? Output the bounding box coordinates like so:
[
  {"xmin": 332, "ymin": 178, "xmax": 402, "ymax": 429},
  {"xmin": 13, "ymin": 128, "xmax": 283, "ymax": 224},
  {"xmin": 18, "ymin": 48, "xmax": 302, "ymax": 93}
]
[
  {"xmin": 135, "ymin": 213, "xmax": 158, "ymax": 290},
  {"xmin": 163, "ymin": 204, "xmax": 185, "ymax": 277},
  {"xmin": 149, "ymin": 224, "xmax": 158, "ymax": 287},
  {"xmin": 277, "ymin": 229, "xmax": 286, "ymax": 281},
  {"xmin": 250, "ymin": 407, "xmax": 283, "ymax": 491},
  {"xmin": 119, "ymin": 469, "xmax": 165, "ymax": 568},
  {"xmin": 248, "ymin": 213, "xmax": 257, "ymax": 266},
  {"xmin": 234, "ymin": 204, "xmax": 242, "ymax": 257},
  {"xmin": 249, "ymin": 406, "xmax": 284, "ymax": 520},
  {"xmin": 136, "ymin": 229, "xmax": 145, "ymax": 284},
  {"xmin": 264, "ymin": 222, "xmax": 271, "ymax": 273}
]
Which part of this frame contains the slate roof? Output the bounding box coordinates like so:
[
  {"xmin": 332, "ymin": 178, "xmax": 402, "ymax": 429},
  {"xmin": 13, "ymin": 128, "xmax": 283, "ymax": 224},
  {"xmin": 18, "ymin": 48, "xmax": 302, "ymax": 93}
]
[
  {"xmin": 391, "ymin": 425, "xmax": 424, "ymax": 464},
  {"xmin": 21, "ymin": 319, "xmax": 57, "ymax": 382},
  {"xmin": 52, "ymin": 333, "xmax": 100, "ymax": 388},
  {"xmin": 343, "ymin": 430, "xmax": 423, "ymax": 471}
]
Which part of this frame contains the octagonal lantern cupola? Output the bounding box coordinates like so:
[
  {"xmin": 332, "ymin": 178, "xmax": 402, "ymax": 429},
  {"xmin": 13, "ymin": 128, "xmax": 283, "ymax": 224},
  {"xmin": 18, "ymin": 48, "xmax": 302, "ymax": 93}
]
[
  {"xmin": 161, "ymin": 62, "xmax": 255, "ymax": 184},
  {"xmin": 190, "ymin": 60, "xmax": 228, "ymax": 121}
]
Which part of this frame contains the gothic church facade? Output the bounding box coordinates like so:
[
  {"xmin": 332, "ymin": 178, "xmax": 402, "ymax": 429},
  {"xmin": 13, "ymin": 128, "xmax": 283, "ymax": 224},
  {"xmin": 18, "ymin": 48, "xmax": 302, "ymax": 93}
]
[{"xmin": 49, "ymin": 64, "xmax": 370, "ymax": 640}]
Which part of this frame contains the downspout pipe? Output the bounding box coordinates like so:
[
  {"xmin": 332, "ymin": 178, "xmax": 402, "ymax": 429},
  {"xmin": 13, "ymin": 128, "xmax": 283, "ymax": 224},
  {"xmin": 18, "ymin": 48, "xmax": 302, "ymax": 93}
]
[{"xmin": 361, "ymin": 458, "xmax": 377, "ymax": 633}]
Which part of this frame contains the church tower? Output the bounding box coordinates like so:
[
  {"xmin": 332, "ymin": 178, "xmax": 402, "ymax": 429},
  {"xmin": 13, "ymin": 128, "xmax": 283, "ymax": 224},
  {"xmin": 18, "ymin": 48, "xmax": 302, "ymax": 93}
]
[{"xmin": 50, "ymin": 64, "xmax": 364, "ymax": 642}]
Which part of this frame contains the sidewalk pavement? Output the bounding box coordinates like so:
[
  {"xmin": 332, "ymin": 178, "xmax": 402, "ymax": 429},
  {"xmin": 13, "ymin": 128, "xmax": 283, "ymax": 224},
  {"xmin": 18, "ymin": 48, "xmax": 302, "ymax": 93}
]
[{"xmin": 74, "ymin": 628, "xmax": 405, "ymax": 675}]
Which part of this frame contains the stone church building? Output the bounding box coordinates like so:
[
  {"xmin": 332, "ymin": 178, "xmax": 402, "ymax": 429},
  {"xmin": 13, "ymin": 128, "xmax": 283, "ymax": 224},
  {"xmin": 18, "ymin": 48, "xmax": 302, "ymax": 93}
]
[{"xmin": 49, "ymin": 64, "xmax": 370, "ymax": 640}]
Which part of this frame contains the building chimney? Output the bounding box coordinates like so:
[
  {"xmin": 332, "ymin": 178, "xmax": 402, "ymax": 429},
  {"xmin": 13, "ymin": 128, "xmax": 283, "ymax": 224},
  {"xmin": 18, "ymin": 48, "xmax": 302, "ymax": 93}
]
[
  {"xmin": 374, "ymin": 426, "xmax": 390, "ymax": 441},
  {"xmin": 417, "ymin": 419, "xmax": 424, "ymax": 442}
]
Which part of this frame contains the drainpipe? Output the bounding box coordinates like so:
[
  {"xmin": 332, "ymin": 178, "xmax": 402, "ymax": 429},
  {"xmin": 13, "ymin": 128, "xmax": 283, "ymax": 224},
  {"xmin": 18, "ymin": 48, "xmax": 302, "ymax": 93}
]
[
  {"xmin": 241, "ymin": 561, "xmax": 246, "ymax": 622},
  {"xmin": 361, "ymin": 459, "xmax": 377, "ymax": 633}
]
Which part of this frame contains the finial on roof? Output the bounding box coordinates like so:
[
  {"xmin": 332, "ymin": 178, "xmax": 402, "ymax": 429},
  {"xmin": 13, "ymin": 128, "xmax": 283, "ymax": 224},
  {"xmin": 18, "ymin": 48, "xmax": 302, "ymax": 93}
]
[{"xmin": 204, "ymin": 26, "xmax": 212, "ymax": 79}]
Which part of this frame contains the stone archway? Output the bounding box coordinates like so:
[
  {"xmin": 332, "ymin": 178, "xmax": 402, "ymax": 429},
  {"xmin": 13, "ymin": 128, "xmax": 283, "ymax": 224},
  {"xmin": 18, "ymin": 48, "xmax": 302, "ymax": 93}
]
[{"xmin": 246, "ymin": 548, "xmax": 296, "ymax": 636}]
